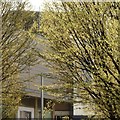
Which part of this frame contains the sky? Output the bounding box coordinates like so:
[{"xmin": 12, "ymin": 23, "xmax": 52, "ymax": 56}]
[{"xmin": 28, "ymin": 0, "xmax": 53, "ymax": 11}]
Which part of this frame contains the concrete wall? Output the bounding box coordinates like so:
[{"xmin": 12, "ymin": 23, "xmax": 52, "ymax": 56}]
[{"xmin": 20, "ymin": 56, "xmax": 57, "ymax": 99}]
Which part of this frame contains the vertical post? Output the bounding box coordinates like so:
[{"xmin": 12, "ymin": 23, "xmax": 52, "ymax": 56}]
[
  {"xmin": 35, "ymin": 97, "xmax": 38, "ymax": 118},
  {"xmin": 40, "ymin": 74, "xmax": 44, "ymax": 120}
]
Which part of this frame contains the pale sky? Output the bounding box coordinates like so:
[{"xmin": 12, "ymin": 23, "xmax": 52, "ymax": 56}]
[{"xmin": 28, "ymin": 0, "xmax": 54, "ymax": 11}]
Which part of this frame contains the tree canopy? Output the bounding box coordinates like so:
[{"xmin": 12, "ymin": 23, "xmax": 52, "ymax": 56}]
[
  {"xmin": 1, "ymin": 0, "xmax": 38, "ymax": 118},
  {"xmin": 40, "ymin": 2, "xmax": 120, "ymax": 119}
]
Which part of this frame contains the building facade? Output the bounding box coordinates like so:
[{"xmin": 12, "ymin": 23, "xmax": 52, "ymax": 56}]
[{"xmin": 16, "ymin": 54, "xmax": 73, "ymax": 119}]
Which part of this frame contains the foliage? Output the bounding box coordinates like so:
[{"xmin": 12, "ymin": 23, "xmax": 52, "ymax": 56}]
[
  {"xmin": 40, "ymin": 2, "xmax": 120, "ymax": 119},
  {"xmin": 1, "ymin": 0, "xmax": 38, "ymax": 118}
]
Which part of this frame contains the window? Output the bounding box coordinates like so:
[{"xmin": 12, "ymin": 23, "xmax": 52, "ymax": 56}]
[
  {"xmin": 20, "ymin": 111, "xmax": 31, "ymax": 120},
  {"xmin": 17, "ymin": 106, "xmax": 34, "ymax": 119}
]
